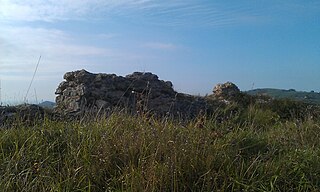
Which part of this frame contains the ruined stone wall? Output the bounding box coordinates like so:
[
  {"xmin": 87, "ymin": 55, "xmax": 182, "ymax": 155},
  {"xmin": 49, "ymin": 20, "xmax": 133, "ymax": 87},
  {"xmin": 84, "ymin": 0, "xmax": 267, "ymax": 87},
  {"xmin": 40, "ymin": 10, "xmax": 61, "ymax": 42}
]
[{"xmin": 54, "ymin": 69, "xmax": 209, "ymax": 117}]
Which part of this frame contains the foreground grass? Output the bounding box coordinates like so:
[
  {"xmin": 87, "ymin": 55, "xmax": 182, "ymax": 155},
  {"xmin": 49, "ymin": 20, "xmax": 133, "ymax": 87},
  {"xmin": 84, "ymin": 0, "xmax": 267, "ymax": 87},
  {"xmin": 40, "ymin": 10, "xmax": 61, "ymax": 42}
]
[{"xmin": 0, "ymin": 111, "xmax": 320, "ymax": 191}]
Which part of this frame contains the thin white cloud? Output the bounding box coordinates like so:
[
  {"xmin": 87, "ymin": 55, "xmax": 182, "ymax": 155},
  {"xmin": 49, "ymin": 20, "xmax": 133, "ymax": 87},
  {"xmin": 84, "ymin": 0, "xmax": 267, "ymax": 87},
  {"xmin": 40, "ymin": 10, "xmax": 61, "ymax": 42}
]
[
  {"xmin": 0, "ymin": 0, "xmax": 155, "ymax": 21},
  {"xmin": 0, "ymin": 26, "xmax": 146, "ymax": 101},
  {"xmin": 0, "ymin": 0, "xmax": 269, "ymax": 27},
  {"xmin": 1, "ymin": 0, "xmax": 319, "ymax": 28},
  {"xmin": 0, "ymin": 26, "xmax": 118, "ymax": 73},
  {"xmin": 0, "ymin": 24, "xmax": 156, "ymax": 79},
  {"xmin": 0, "ymin": 24, "xmax": 126, "ymax": 101}
]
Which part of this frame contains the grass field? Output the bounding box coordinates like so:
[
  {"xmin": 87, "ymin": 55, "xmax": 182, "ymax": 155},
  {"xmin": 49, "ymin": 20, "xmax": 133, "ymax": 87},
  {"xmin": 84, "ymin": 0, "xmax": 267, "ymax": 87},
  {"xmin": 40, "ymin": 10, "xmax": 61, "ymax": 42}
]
[{"xmin": 0, "ymin": 105, "xmax": 320, "ymax": 191}]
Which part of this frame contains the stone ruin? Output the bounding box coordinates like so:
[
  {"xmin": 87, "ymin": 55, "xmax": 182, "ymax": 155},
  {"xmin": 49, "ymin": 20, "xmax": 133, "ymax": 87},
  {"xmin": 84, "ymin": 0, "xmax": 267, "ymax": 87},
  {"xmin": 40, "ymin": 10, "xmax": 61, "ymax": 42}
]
[
  {"xmin": 54, "ymin": 69, "xmax": 211, "ymax": 117},
  {"xmin": 0, "ymin": 69, "xmax": 243, "ymax": 127},
  {"xmin": 0, "ymin": 104, "xmax": 45, "ymax": 127},
  {"xmin": 212, "ymin": 82, "xmax": 240, "ymax": 100}
]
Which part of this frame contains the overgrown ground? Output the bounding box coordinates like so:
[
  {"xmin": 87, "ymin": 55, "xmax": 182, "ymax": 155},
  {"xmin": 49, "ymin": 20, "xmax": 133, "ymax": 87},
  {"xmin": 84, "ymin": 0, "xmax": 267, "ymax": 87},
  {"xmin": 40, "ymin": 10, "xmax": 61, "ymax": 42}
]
[{"xmin": 1, "ymin": 102, "xmax": 320, "ymax": 191}]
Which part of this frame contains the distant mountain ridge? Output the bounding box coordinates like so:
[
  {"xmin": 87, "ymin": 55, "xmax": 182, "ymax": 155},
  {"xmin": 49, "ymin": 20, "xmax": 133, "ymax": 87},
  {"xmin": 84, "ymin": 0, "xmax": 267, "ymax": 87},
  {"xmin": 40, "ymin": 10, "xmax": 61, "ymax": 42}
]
[
  {"xmin": 38, "ymin": 101, "xmax": 56, "ymax": 109},
  {"xmin": 246, "ymin": 88, "xmax": 320, "ymax": 105}
]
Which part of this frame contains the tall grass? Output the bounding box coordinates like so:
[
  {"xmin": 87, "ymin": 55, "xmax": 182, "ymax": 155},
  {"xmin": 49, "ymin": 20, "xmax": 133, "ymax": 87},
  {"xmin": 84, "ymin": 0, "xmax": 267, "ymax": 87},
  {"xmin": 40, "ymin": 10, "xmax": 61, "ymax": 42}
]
[{"xmin": 0, "ymin": 108, "xmax": 320, "ymax": 191}]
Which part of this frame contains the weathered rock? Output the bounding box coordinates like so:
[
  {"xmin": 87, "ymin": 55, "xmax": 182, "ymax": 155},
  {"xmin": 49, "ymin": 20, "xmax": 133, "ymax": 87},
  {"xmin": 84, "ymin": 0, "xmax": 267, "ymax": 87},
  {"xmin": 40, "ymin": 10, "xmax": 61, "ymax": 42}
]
[
  {"xmin": 54, "ymin": 70, "xmax": 208, "ymax": 117},
  {"xmin": 212, "ymin": 82, "xmax": 240, "ymax": 100}
]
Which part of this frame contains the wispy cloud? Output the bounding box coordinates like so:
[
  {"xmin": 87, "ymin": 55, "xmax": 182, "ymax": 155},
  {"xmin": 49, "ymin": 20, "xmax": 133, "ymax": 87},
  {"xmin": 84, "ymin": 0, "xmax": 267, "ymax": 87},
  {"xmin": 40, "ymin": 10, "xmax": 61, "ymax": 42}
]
[
  {"xmin": 0, "ymin": 0, "xmax": 155, "ymax": 22},
  {"xmin": 0, "ymin": 25, "xmax": 119, "ymax": 75},
  {"xmin": 0, "ymin": 23, "xmax": 127, "ymax": 101},
  {"xmin": 0, "ymin": 0, "xmax": 268, "ymax": 27},
  {"xmin": 1, "ymin": 0, "xmax": 319, "ymax": 28},
  {"xmin": 0, "ymin": 24, "xmax": 159, "ymax": 79},
  {"xmin": 1, "ymin": 0, "xmax": 318, "ymax": 102}
]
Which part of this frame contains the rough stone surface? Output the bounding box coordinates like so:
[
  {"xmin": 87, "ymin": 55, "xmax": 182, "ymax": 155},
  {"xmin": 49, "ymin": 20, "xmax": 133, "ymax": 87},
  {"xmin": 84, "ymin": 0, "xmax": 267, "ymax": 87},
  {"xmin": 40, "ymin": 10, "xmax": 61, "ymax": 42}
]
[
  {"xmin": 54, "ymin": 69, "xmax": 209, "ymax": 117},
  {"xmin": 212, "ymin": 82, "xmax": 240, "ymax": 100}
]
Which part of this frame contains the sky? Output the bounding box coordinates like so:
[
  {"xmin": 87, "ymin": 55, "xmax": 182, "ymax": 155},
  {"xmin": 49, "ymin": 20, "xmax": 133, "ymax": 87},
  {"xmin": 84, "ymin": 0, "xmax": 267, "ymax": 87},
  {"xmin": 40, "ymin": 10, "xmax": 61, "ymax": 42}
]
[{"xmin": 0, "ymin": 0, "xmax": 319, "ymax": 104}]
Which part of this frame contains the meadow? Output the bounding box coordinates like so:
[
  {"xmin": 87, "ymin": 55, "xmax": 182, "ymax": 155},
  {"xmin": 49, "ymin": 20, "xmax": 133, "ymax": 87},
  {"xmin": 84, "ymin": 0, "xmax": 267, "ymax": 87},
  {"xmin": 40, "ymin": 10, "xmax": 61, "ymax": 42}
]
[{"xmin": 0, "ymin": 100, "xmax": 320, "ymax": 191}]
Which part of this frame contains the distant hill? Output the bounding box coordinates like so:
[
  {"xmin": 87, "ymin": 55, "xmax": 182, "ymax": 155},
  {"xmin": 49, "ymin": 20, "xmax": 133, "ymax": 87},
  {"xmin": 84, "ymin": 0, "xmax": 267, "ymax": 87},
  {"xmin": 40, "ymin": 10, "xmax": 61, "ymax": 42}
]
[
  {"xmin": 38, "ymin": 101, "xmax": 56, "ymax": 109},
  {"xmin": 246, "ymin": 88, "xmax": 320, "ymax": 105}
]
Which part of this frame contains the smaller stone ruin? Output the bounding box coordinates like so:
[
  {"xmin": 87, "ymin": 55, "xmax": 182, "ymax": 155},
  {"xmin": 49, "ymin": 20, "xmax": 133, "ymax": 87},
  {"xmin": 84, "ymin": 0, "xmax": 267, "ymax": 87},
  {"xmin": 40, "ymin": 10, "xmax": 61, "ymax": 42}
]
[
  {"xmin": 55, "ymin": 69, "xmax": 208, "ymax": 117},
  {"xmin": 212, "ymin": 82, "xmax": 240, "ymax": 100},
  {"xmin": 0, "ymin": 104, "xmax": 45, "ymax": 126}
]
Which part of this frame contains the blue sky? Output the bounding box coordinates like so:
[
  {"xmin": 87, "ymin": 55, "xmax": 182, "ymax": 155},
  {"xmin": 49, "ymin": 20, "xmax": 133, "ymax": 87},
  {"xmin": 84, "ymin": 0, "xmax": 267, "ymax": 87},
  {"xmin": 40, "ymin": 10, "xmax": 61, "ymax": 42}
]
[{"xmin": 0, "ymin": 0, "xmax": 319, "ymax": 104}]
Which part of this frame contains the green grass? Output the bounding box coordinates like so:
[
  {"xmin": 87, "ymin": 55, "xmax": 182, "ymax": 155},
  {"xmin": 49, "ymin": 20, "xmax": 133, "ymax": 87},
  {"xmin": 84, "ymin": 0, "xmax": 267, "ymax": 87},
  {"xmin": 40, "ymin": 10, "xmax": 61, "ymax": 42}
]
[{"xmin": 1, "ymin": 108, "xmax": 320, "ymax": 191}]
